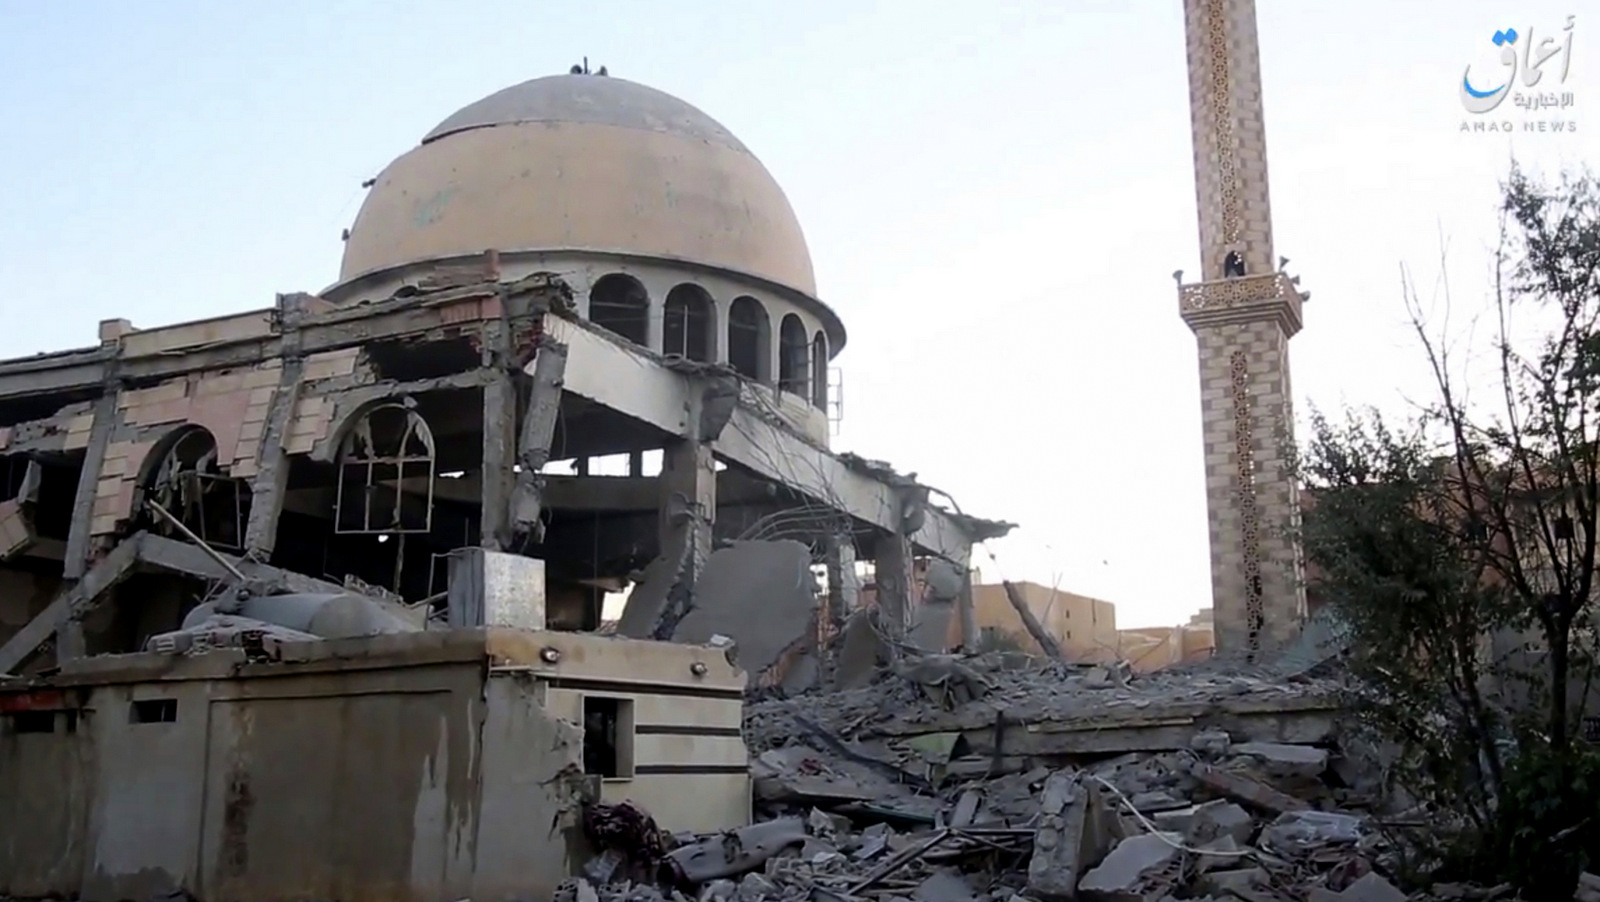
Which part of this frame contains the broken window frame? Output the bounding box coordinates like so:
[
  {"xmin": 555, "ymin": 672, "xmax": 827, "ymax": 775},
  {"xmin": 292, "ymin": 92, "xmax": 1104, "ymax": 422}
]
[
  {"xmin": 142, "ymin": 425, "xmax": 247, "ymax": 551},
  {"xmin": 334, "ymin": 402, "xmax": 437, "ymax": 535}
]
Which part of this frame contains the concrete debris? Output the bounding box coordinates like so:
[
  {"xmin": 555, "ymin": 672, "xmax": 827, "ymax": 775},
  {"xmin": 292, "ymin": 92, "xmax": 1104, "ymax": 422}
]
[
  {"xmin": 667, "ymin": 539, "xmax": 818, "ymax": 677},
  {"xmin": 561, "ymin": 652, "xmax": 1556, "ymax": 902},
  {"xmin": 1076, "ymin": 832, "xmax": 1181, "ymax": 900}
]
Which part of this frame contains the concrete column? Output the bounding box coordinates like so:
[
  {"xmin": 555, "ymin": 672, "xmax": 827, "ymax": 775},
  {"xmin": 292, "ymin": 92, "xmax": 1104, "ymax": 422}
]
[
  {"xmin": 646, "ymin": 297, "xmax": 665, "ymax": 355},
  {"xmin": 480, "ymin": 373, "xmax": 517, "ymax": 551},
  {"xmin": 713, "ymin": 299, "xmax": 730, "ymax": 365},
  {"xmin": 510, "ymin": 337, "xmax": 568, "ymax": 544},
  {"xmin": 958, "ymin": 556, "xmax": 978, "ymax": 650},
  {"xmin": 244, "ymin": 356, "xmax": 305, "ymax": 555},
  {"xmin": 825, "ymin": 535, "xmax": 860, "ymax": 625},
  {"xmin": 874, "ymin": 530, "xmax": 913, "ymax": 636},
  {"xmin": 479, "ymin": 322, "xmax": 517, "ymax": 551},
  {"xmin": 658, "ymin": 439, "xmax": 715, "ymax": 571},
  {"xmin": 63, "ymin": 390, "xmax": 119, "ymax": 580}
]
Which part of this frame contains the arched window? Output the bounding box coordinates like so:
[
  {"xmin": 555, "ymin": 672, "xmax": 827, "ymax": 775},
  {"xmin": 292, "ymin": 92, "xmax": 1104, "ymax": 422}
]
[
  {"xmin": 335, "ymin": 402, "xmax": 436, "ymax": 534},
  {"xmin": 778, "ymin": 314, "xmax": 809, "ymax": 396},
  {"xmin": 663, "ymin": 284, "xmax": 714, "ymax": 362},
  {"xmin": 728, "ymin": 296, "xmax": 771, "ymax": 382},
  {"xmin": 589, "ymin": 274, "xmax": 650, "ymax": 346},
  {"xmin": 141, "ymin": 425, "xmax": 245, "ymax": 549},
  {"xmin": 810, "ymin": 331, "xmax": 829, "ymax": 411}
]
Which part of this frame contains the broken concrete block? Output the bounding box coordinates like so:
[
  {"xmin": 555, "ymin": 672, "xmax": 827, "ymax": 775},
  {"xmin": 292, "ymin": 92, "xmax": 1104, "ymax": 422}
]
[
  {"xmin": 1334, "ymin": 872, "xmax": 1406, "ymax": 902},
  {"xmin": 665, "ymin": 816, "xmax": 808, "ymax": 883},
  {"xmin": 1024, "ymin": 773, "xmax": 1116, "ymax": 901},
  {"xmin": 1191, "ymin": 763, "xmax": 1310, "ymax": 815},
  {"xmin": 910, "ymin": 597, "xmax": 957, "ymax": 653},
  {"xmin": 834, "ymin": 607, "xmax": 887, "ymax": 688},
  {"xmin": 0, "ymin": 499, "xmax": 35, "ymax": 561},
  {"xmin": 698, "ymin": 878, "xmax": 737, "ymax": 902},
  {"xmin": 913, "ymin": 871, "xmax": 976, "ymax": 902},
  {"xmin": 1185, "ymin": 800, "xmax": 1255, "ymax": 846},
  {"xmin": 1260, "ymin": 810, "xmax": 1363, "ymax": 855},
  {"xmin": 1076, "ymin": 833, "xmax": 1181, "ymax": 902},
  {"xmin": 1233, "ymin": 742, "xmax": 1329, "ymax": 780},
  {"xmin": 950, "ymin": 788, "xmax": 983, "ymax": 828},
  {"xmin": 671, "ymin": 540, "xmax": 818, "ymax": 676},
  {"xmin": 1189, "ymin": 730, "xmax": 1232, "ymax": 757},
  {"xmin": 1149, "ymin": 806, "xmax": 1198, "ymax": 837},
  {"xmin": 1196, "ymin": 867, "xmax": 1267, "ymax": 897},
  {"xmin": 1193, "ymin": 835, "xmax": 1244, "ymax": 873}
]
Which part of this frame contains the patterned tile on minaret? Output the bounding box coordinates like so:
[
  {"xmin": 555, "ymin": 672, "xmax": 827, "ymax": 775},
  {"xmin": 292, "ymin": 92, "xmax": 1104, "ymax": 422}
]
[{"xmin": 1177, "ymin": 0, "xmax": 1307, "ymax": 661}]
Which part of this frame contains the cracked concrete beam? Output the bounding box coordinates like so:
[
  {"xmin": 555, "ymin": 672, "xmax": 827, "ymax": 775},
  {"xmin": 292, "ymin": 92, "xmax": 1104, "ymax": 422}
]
[
  {"xmin": 244, "ymin": 356, "xmax": 305, "ymax": 555},
  {"xmin": 543, "ymin": 316, "xmax": 994, "ymax": 562},
  {"xmin": 510, "ymin": 338, "xmax": 568, "ymax": 543},
  {"xmin": 0, "ymin": 278, "xmax": 567, "ymax": 402},
  {"xmin": 480, "ymin": 332, "xmax": 518, "ymax": 552},
  {"xmin": 137, "ymin": 533, "xmax": 347, "ymax": 595},
  {"xmin": 0, "ymin": 532, "xmax": 144, "ymax": 675},
  {"xmin": 0, "ymin": 528, "xmax": 360, "ymax": 675},
  {"xmin": 62, "ymin": 391, "xmax": 119, "ymax": 580}
]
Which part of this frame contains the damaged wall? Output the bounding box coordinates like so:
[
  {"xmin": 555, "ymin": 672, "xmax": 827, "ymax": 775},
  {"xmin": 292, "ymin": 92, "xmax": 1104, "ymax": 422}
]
[{"xmin": 0, "ymin": 629, "xmax": 749, "ymax": 902}]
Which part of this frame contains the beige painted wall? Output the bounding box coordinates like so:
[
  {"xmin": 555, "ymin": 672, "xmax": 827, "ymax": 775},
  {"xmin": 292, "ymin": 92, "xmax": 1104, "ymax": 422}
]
[
  {"xmin": 967, "ymin": 582, "xmax": 1119, "ymax": 662},
  {"xmin": 1117, "ymin": 624, "xmax": 1217, "ymax": 673}
]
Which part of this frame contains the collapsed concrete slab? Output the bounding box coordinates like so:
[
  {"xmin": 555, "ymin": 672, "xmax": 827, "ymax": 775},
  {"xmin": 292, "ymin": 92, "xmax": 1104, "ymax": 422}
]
[{"xmin": 667, "ymin": 540, "xmax": 818, "ymax": 677}]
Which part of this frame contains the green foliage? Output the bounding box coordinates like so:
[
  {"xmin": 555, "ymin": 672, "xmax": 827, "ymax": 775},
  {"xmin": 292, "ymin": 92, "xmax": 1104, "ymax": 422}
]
[
  {"xmin": 1297, "ymin": 167, "xmax": 1600, "ymax": 896},
  {"xmin": 1491, "ymin": 744, "xmax": 1600, "ymax": 895}
]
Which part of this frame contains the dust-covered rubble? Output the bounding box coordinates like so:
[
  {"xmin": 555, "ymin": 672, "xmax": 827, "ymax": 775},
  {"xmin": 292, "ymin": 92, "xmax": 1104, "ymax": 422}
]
[{"xmin": 561, "ymin": 652, "xmax": 1595, "ymax": 902}]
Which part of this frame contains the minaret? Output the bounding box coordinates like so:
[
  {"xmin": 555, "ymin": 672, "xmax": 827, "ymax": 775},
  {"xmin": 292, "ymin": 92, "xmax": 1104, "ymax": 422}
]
[{"xmin": 1177, "ymin": 0, "xmax": 1307, "ymax": 661}]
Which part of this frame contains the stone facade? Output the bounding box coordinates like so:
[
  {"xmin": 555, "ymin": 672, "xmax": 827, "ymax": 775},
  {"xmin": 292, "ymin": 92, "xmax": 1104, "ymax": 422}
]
[{"xmin": 1179, "ymin": 0, "xmax": 1307, "ymax": 659}]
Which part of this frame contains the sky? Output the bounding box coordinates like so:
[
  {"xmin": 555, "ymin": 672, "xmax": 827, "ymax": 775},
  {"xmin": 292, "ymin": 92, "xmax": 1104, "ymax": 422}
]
[{"xmin": 0, "ymin": 1, "xmax": 1595, "ymax": 628}]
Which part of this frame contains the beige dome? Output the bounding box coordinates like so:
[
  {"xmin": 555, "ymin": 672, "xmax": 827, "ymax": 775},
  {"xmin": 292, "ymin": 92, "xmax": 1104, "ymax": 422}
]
[{"xmin": 339, "ymin": 75, "xmax": 817, "ymax": 296}]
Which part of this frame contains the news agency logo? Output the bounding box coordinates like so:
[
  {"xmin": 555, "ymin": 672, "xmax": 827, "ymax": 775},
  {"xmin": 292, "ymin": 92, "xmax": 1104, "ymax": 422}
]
[{"xmin": 1459, "ymin": 16, "xmax": 1579, "ymax": 133}]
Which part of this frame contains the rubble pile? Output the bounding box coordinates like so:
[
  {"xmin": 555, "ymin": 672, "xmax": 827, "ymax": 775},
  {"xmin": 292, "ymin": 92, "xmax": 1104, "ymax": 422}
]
[{"xmin": 564, "ymin": 653, "xmax": 1593, "ymax": 902}]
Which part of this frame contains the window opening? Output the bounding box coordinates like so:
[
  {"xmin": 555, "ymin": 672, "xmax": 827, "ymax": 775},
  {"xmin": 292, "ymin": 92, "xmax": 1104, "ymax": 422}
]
[
  {"xmin": 810, "ymin": 332, "xmax": 829, "ymax": 410},
  {"xmin": 131, "ymin": 699, "xmax": 178, "ymax": 724},
  {"xmin": 335, "ymin": 403, "xmax": 436, "ymax": 534},
  {"xmin": 144, "ymin": 426, "xmax": 246, "ymax": 550},
  {"xmin": 663, "ymin": 284, "xmax": 714, "ymax": 362},
  {"xmin": 581, "ymin": 695, "xmax": 635, "ymax": 778},
  {"xmin": 727, "ymin": 297, "xmax": 771, "ymax": 382},
  {"xmin": 589, "ymin": 274, "xmax": 650, "ymax": 346},
  {"xmin": 6, "ymin": 711, "xmax": 56, "ymax": 734},
  {"xmin": 778, "ymin": 315, "xmax": 809, "ymax": 396}
]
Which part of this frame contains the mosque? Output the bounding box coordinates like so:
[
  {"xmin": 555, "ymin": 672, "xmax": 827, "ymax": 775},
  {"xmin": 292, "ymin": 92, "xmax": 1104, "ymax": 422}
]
[
  {"xmin": 0, "ymin": 0, "xmax": 1319, "ymax": 897},
  {"xmin": 0, "ymin": 68, "xmax": 1010, "ymax": 679}
]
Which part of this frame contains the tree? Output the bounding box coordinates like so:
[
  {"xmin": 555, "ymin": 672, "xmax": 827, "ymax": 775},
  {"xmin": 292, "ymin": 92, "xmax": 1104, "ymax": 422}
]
[{"xmin": 1299, "ymin": 167, "xmax": 1600, "ymax": 896}]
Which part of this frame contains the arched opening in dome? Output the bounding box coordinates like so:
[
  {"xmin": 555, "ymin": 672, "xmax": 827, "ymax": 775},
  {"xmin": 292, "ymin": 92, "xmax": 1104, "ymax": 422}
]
[
  {"xmin": 778, "ymin": 314, "xmax": 809, "ymax": 397},
  {"xmin": 589, "ymin": 274, "xmax": 650, "ymax": 346},
  {"xmin": 663, "ymin": 284, "xmax": 714, "ymax": 363},
  {"xmin": 810, "ymin": 331, "xmax": 829, "ymax": 411},
  {"xmin": 728, "ymin": 297, "xmax": 771, "ymax": 382}
]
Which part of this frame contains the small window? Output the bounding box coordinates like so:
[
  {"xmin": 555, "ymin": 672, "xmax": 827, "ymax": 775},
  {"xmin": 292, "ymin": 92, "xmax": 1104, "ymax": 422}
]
[
  {"xmin": 6, "ymin": 711, "xmax": 56, "ymax": 734},
  {"xmin": 131, "ymin": 699, "xmax": 177, "ymax": 724},
  {"xmin": 582, "ymin": 696, "xmax": 635, "ymax": 779}
]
